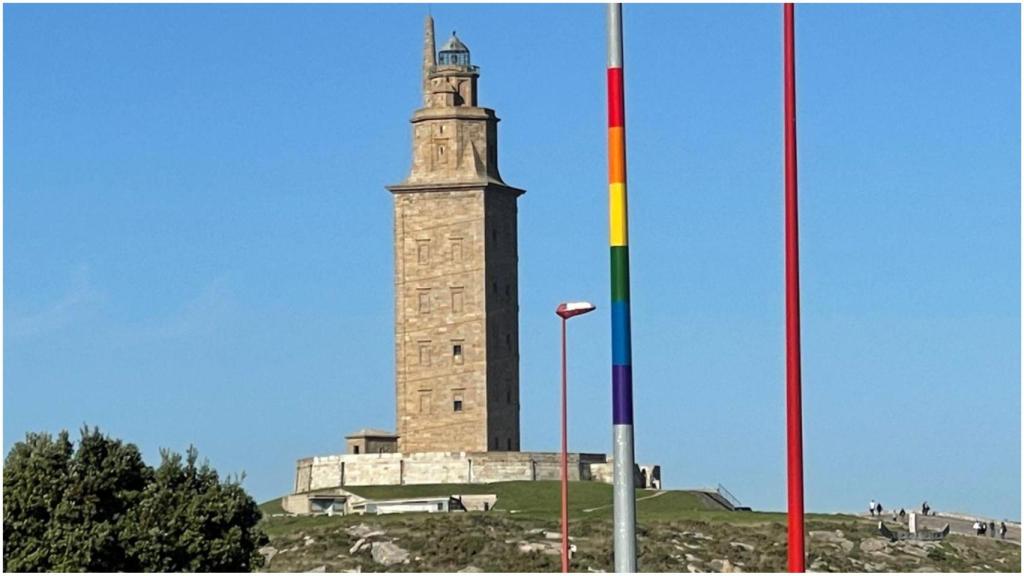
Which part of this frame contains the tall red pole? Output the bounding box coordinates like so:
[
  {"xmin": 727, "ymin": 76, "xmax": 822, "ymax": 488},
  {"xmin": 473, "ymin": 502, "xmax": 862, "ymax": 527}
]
[
  {"xmin": 783, "ymin": 3, "xmax": 805, "ymax": 573},
  {"xmin": 560, "ymin": 317, "xmax": 570, "ymax": 573}
]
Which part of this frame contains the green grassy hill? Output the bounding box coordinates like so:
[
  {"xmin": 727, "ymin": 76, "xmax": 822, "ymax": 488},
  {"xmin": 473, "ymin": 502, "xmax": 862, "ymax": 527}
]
[{"xmin": 257, "ymin": 483, "xmax": 1021, "ymax": 572}]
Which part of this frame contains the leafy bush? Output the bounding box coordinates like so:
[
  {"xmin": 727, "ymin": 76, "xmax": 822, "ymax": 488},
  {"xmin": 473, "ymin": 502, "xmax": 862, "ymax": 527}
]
[{"xmin": 3, "ymin": 427, "xmax": 267, "ymax": 572}]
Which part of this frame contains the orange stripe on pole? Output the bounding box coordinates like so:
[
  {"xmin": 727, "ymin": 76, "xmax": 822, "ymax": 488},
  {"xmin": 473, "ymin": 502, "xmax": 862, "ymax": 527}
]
[{"xmin": 608, "ymin": 127, "xmax": 626, "ymax": 184}]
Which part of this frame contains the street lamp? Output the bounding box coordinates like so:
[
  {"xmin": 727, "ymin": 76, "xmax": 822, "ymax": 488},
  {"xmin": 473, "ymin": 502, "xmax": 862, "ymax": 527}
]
[{"xmin": 555, "ymin": 301, "xmax": 597, "ymax": 573}]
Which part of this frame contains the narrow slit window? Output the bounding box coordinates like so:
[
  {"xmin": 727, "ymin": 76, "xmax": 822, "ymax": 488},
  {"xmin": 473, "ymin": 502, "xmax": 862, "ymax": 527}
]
[
  {"xmin": 417, "ymin": 240, "xmax": 430, "ymax": 264},
  {"xmin": 450, "ymin": 239, "xmax": 463, "ymax": 263}
]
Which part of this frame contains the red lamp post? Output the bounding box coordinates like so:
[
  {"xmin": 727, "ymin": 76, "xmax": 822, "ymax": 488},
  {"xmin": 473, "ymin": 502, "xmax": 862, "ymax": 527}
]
[
  {"xmin": 783, "ymin": 4, "xmax": 806, "ymax": 572},
  {"xmin": 555, "ymin": 301, "xmax": 597, "ymax": 573}
]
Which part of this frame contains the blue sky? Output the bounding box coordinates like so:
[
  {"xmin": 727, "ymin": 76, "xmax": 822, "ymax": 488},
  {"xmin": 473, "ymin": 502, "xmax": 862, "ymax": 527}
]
[{"xmin": 4, "ymin": 3, "xmax": 1019, "ymax": 519}]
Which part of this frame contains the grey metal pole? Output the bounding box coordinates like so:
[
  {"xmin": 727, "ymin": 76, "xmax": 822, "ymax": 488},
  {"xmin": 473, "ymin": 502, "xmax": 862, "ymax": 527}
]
[{"xmin": 606, "ymin": 3, "xmax": 637, "ymax": 572}]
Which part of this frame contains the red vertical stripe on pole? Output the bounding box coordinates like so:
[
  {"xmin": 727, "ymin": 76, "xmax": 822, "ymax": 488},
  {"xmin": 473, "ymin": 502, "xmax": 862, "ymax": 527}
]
[
  {"xmin": 783, "ymin": 3, "xmax": 805, "ymax": 573},
  {"xmin": 607, "ymin": 68, "xmax": 625, "ymax": 128}
]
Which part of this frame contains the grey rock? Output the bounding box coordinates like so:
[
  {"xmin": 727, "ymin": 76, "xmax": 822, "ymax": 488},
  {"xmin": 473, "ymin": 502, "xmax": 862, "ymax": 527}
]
[
  {"xmin": 809, "ymin": 530, "xmax": 853, "ymax": 553},
  {"xmin": 458, "ymin": 566, "xmax": 484, "ymax": 572},
  {"xmin": 346, "ymin": 524, "xmax": 382, "ymax": 538},
  {"xmin": 258, "ymin": 545, "xmax": 278, "ymax": 565},
  {"xmin": 730, "ymin": 542, "xmax": 755, "ymax": 552},
  {"xmin": 305, "ymin": 565, "xmax": 327, "ymax": 573},
  {"xmin": 710, "ymin": 559, "xmax": 741, "ymax": 573},
  {"xmin": 860, "ymin": 538, "xmax": 890, "ymax": 553},
  {"xmin": 371, "ymin": 541, "xmax": 410, "ymax": 566},
  {"xmin": 349, "ymin": 537, "xmax": 366, "ymax": 555}
]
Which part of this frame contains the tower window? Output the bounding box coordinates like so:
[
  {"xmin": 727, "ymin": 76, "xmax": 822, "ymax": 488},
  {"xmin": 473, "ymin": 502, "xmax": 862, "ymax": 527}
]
[
  {"xmin": 450, "ymin": 238, "xmax": 463, "ymax": 263},
  {"xmin": 354, "ymin": 446, "xmax": 360, "ymax": 454},
  {"xmin": 418, "ymin": 343, "xmax": 431, "ymax": 366},
  {"xmin": 453, "ymin": 393, "xmax": 464, "ymax": 412},
  {"xmin": 493, "ymin": 437, "xmax": 498, "ymax": 450},
  {"xmin": 451, "ymin": 288, "xmax": 464, "ymax": 313},
  {"xmin": 418, "ymin": 290, "xmax": 431, "ymax": 313},
  {"xmin": 417, "ymin": 240, "xmax": 430, "ymax": 264},
  {"xmin": 507, "ymin": 438, "xmax": 512, "ymax": 450},
  {"xmin": 506, "ymin": 333, "xmax": 512, "ymax": 351},
  {"xmin": 452, "ymin": 342, "xmax": 464, "ymax": 364}
]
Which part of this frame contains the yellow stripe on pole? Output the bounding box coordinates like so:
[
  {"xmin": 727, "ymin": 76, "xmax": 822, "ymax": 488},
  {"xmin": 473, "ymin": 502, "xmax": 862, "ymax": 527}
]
[{"xmin": 609, "ymin": 182, "xmax": 629, "ymax": 246}]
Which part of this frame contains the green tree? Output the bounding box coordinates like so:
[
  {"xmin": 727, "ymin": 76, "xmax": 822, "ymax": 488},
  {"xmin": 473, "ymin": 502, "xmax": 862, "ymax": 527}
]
[
  {"xmin": 123, "ymin": 447, "xmax": 268, "ymax": 572},
  {"xmin": 46, "ymin": 426, "xmax": 152, "ymax": 571},
  {"xmin": 2, "ymin": 430, "xmax": 74, "ymax": 572},
  {"xmin": 3, "ymin": 428, "xmax": 266, "ymax": 572}
]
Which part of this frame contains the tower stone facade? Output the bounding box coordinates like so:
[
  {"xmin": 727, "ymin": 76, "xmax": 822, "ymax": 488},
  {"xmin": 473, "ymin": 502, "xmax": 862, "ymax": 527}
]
[{"xmin": 387, "ymin": 17, "xmax": 524, "ymax": 454}]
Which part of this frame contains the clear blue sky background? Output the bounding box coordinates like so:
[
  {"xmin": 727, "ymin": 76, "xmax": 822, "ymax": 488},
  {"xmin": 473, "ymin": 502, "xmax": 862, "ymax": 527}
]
[{"xmin": 5, "ymin": 3, "xmax": 1020, "ymax": 519}]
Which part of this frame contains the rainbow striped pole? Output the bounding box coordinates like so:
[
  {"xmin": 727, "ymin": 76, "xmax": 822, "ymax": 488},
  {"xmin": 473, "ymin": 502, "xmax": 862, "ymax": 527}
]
[{"xmin": 607, "ymin": 4, "xmax": 637, "ymax": 572}]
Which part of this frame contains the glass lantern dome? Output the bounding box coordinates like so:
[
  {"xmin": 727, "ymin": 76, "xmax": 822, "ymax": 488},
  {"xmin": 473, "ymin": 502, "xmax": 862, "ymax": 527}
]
[{"xmin": 438, "ymin": 32, "xmax": 471, "ymax": 67}]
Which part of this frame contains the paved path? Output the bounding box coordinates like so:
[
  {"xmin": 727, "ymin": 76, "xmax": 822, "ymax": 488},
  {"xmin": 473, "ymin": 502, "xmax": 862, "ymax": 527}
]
[
  {"xmin": 582, "ymin": 490, "xmax": 666, "ymax": 513},
  {"xmin": 864, "ymin": 512, "xmax": 1021, "ymax": 544}
]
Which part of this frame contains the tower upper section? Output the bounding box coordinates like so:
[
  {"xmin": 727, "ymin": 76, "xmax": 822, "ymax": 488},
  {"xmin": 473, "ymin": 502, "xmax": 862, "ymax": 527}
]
[{"xmin": 393, "ymin": 16, "xmax": 516, "ymax": 191}]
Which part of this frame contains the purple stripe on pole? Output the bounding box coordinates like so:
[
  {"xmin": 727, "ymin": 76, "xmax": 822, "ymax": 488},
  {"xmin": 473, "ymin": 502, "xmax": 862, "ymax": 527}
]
[{"xmin": 612, "ymin": 364, "xmax": 633, "ymax": 425}]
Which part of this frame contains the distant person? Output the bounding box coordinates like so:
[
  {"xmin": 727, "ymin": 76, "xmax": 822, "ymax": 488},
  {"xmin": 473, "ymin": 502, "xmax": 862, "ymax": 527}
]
[
  {"xmin": 1000, "ymin": 522, "xmax": 1007, "ymax": 540},
  {"xmin": 875, "ymin": 502, "xmax": 883, "ymax": 517},
  {"xmin": 899, "ymin": 508, "xmax": 906, "ymax": 520},
  {"xmin": 892, "ymin": 510, "xmax": 898, "ymax": 521},
  {"xmin": 869, "ymin": 500, "xmax": 878, "ymax": 517},
  {"xmin": 974, "ymin": 521, "xmax": 983, "ymax": 535},
  {"xmin": 989, "ymin": 521, "xmax": 996, "ymax": 537},
  {"xmin": 922, "ymin": 501, "xmax": 930, "ymax": 516}
]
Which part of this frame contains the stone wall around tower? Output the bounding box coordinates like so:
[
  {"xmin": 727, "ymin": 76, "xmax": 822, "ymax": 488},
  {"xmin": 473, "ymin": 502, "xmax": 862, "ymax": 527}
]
[{"xmin": 292, "ymin": 451, "xmax": 662, "ymax": 492}]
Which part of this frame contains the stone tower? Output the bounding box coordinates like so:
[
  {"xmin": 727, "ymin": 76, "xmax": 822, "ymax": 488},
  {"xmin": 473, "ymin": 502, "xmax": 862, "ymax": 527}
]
[{"xmin": 387, "ymin": 16, "xmax": 524, "ymax": 454}]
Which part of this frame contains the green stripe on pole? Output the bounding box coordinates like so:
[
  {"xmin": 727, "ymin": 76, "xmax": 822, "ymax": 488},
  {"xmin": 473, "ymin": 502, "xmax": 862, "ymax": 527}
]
[{"xmin": 611, "ymin": 247, "xmax": 631, "ymax": 302}]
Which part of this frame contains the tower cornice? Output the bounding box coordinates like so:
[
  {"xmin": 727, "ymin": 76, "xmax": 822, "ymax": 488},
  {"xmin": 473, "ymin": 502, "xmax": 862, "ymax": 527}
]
[
  {"xmin": 387, "ymin": 180, "xmax": 525, "ymax": 197},
  {"xmin": 410, "ymin": 106, "xmax": 498, "ymax": 123}
]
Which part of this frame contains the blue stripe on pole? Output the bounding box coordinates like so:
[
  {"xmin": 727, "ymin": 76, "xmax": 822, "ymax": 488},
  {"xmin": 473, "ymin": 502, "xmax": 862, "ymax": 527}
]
[
  {"xmin": 611, "ymin": 301, "xmax": 632, "ymax": 365},
  {"xmin": 612, "ymin": 364, "xmax": 633, "ymax": 425}
]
